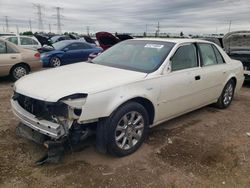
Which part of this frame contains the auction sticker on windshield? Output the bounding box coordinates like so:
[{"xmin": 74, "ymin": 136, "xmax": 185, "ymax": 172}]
[{"xmin": 144, "ymin": 44, "xmax": 164, "ymax": 49}]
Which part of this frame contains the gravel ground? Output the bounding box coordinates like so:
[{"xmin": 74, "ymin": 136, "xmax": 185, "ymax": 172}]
[{"xmin": 0, "ymin": 78, "xmax": 250, "ymax": 188}]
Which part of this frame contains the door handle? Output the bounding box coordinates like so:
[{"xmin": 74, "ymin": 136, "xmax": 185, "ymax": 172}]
[
  {"xmin": 11, "ymin": 56, "xmax": 17, "ymax": 59},
  {"xmin": 195, "ymin": 75, "xmax": 201, "ymax": 80}
]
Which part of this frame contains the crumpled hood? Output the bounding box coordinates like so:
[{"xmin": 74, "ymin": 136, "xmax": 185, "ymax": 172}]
[{"xmin": 15, "ymin": 62, "xmax": 146, "ymax": 102}]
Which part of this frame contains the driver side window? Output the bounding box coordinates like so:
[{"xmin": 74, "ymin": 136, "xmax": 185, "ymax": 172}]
[{"xmin": 171, "ymin": 44, "xmax": 198, "ymax": 71}]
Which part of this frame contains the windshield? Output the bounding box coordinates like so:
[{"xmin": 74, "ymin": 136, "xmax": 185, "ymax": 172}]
[
  {"xmin": 52, "ymin": 41, "xmax": 69, "ymax": 50},
  {"xmin": 92, "ymin": 40, "xmax": 175, "ymax": 73}
]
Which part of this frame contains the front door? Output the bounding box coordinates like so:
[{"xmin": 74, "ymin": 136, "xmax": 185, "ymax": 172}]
[{"xmin": 156, "ymin": 43, "xmax": 205, "ymax": 121}]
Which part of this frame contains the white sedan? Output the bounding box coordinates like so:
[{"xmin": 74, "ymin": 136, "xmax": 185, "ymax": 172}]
[
  {"xmin": 11, "ymin": 38, "xmax": 244, "ymax": 157},
  {"xmin": 2, "ymin": 35, "xmax": 41, "ymax": 50}
]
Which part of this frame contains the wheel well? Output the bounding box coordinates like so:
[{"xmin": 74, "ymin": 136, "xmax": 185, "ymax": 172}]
[
  {"xmin": 127, "ymin": 97, "xmax": 155, "ymax": 125},
  {"xmin": 10, "ymin": 62, "xmax": 31, "ymax": 74},
  {"xmin": 230, "ymin": 77, "xmax": 237, "ymax": 87}
]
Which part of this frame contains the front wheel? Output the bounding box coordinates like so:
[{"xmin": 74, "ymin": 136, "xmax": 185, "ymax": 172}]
[
  {"xmin": 215, "ymin": 79, "xmax": 235, "ymax": 109},
  {"xmin": 96, "ymin": 102, "xmax": 149, "ymax": 157},
  {"xmin": 50, "ymin": 57, "xmax": 61, "ymax": 67}
]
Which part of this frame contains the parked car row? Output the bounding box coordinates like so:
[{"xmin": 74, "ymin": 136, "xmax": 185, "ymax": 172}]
[{"xmin": 40, "ymin": 40, "xmax": 102, "ymax": 67}]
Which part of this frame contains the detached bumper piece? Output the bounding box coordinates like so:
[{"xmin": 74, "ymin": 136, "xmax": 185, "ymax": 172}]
[
  {"xmin": 35, "ymin": 140, "xmax": 66, "ymax": 165},
  {"xmin": 16, "ymin": 123, "xmax": 66, "ymax": 165}
]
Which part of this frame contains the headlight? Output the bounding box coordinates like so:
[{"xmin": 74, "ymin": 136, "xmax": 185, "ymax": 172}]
[{"xmin": 60, "ymin": 93, "xmax": 87, "ymax": 109}]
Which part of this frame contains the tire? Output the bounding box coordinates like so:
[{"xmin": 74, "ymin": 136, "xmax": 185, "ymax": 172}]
[
  {"xmin": 50, "ymin": 56, "xmax": 61, "ymax": 67},
  {"xmin": 10, "ymin": 64, "xmax": 29, "ymax": 81},
  {"xmin": 96, "ymin": 102, "xmax": 149, "ymax": 157},
  {"xmin": 215, "ymin": 79, "xmax": 235, "ymax": 109}
]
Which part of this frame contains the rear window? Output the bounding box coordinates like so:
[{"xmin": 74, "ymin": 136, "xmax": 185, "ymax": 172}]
[
  {"xmin": 6, "ymin": 37, "xmax": 18, "ymax": 45},
  {"xmin": 20, "ymin": 37, "xmax": 34, "ymax": 45},
  {"xmin": 198, "ymin": 43, "xmax": 217, "ymax": 66}
]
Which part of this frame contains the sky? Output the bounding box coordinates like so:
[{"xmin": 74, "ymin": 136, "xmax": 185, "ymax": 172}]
[{"xmin": 0, "ymin": 0, "xmax": 250, "ymax": 35}]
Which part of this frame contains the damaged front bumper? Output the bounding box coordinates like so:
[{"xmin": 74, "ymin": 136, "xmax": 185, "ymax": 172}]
[{"xmin": 11, "ymin": 99, "xmax": 66, "ymax": 139}]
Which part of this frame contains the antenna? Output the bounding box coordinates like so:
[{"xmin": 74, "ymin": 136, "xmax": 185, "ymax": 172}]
[{"xmin": 33, "ymin": 4, "xmax": 44, "ymax": 32}]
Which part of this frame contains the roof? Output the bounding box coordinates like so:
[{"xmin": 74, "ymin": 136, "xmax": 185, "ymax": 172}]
[{"xmin": 132, "ymin": 38, "xmax": 212, "ymax": 44}]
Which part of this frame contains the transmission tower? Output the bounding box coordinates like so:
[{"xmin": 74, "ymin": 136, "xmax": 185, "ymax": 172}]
[
  {"xmin": 5, "ymin": 16, "xmax": 9, "ymax": 32},
  {"xmin": 34, "ymin": 4, "xmax": 44, "ymax": 32},
  {"xmin": 55, "ymin": 7, "xmax": 62, "ymax": 34}
]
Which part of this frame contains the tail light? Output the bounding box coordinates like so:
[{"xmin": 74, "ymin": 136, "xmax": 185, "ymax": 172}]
[{"xmin": 34, "ymin": 52, "xmax": 40, "ymax": 58}]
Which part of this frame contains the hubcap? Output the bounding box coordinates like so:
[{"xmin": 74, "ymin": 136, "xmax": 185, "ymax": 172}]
[
  {"xmin": 223, "ymin": 83, "xmax": 233, "ymax": 106},
  {"xmin": 13, "ymin": 67, "xmax": 27, "ymax": 79},
  {"xmin": 115, "ymin": 111, "xmax": 144, "ymax": 150},
  {"xmin": 52, "ymin": 58, "xmax": 61, "ymax": 67}
]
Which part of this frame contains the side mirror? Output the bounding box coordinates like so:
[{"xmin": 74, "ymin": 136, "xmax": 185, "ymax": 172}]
[
  {"xmin": 163, "ymin": 60, "xmax": 172, "ymax": 74},
  {"xmin": 63, "ymin": 48, "xmax": 69, "ymax": 52}
]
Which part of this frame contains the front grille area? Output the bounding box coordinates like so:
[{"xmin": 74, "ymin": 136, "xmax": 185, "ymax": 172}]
[{"xmin": 12, "ymin": 92, "xmax": 68, "ymax": 121}]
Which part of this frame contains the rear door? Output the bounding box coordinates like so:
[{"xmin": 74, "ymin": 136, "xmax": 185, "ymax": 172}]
[
  {"xmin": 0, "ymin": 41, "xmax": 20, "ymax": 76},
  {"xmin": 197, "ymin": 43, "xmax": 228, "ymax": 101}
]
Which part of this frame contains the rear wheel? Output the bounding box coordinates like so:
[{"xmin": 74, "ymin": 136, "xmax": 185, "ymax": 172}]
[
  {"xmin": 96, "ymin": 102, "xmax": 149, "ymax": 157},
  {"xmin": 50, "ymin": 57, "xmax": 61, "ymax": 67},
  {"xmin": 215, "ymin": 79, "xmax": 235, "ymax": 109},
  {"xmin": 10, "ymin": 64, "xmax": 29, "ymax": 81}
]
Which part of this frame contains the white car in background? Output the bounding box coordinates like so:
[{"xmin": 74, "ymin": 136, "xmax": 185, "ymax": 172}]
[
  {"xmin": 11, "ymin": 39, "xmax": 244, "ymax": 160},
  {"xmin": 2, "ymin": 35, "xmax": 41, "ymax": 50}
]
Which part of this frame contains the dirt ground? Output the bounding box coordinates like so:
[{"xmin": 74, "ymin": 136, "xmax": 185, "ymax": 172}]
[{"xmin": 0, "ymin": 78, "xmax": 250, "ymax": 188}]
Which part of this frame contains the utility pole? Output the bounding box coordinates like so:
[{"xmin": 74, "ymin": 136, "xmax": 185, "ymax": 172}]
[
  {"xmin": 16, "ymin": 25, "xmax": 19, "ymax": 34},
  {"xmin": 156, "ymin": 21, "xmax": 160, "ymax": 37},
  {"xmin": 55, "ymin": 7, "xmax": 62, "ymax": 34},
  {"xmin": 34, "ymin": 4, "xmax": 44, "ymax": 32},
  {"xmin": 5, "ymin": 16, "xmax": 9, "ymax": 32},
  {"xmin": 86, "ymin": 26, "xmax": 90, "ymax": 36},
  {"xmin": 29, "ymin": 19, "xmax": 32, "ymax": 32},
  {"xmin": 49, "ymin": 24, "xmax": 51, "ymax": 33},
  {"xmin": 228, "ymin": 20, "xmax": 232, "ymax": 33}
]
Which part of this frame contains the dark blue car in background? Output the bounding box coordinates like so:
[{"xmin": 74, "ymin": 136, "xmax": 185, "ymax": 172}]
[{"xmin": 40, "ymin": 40, "xmax": 102, "ymax": 67}]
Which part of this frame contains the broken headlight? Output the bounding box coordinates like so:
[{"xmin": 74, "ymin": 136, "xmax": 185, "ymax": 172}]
[{"xmin": 59, "ymin": 93, "xmax": 88, "ymax": 118}]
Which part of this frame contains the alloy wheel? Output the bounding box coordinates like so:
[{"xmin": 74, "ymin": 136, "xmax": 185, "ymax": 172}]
[{"xmin": 115, "ymin": 111, "xmax": 144, "ymax": 150}]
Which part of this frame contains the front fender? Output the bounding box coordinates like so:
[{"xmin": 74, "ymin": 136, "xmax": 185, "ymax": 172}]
[{"xmin": 78, "ymin": 80, "xmax": 159, "ymax": 122}]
